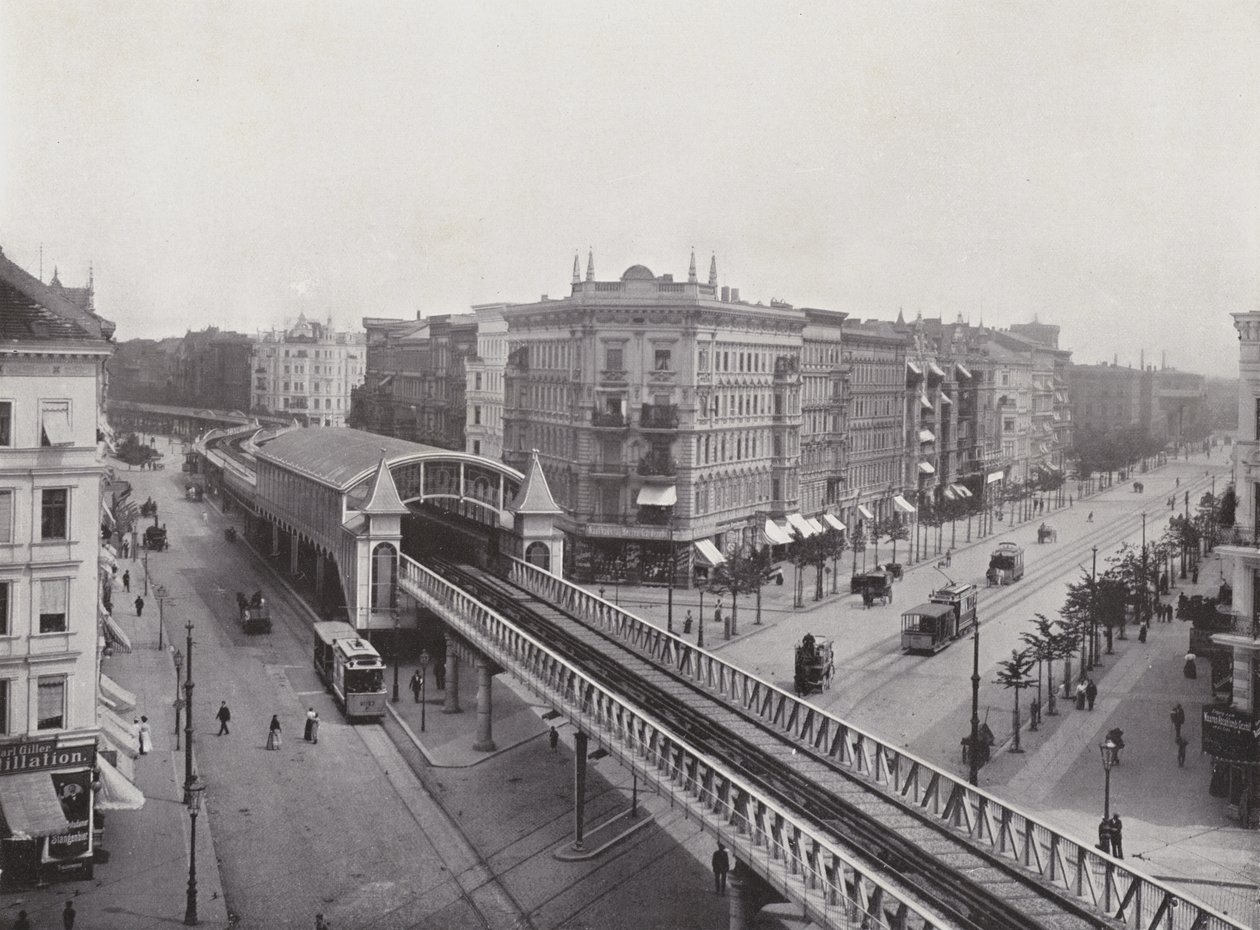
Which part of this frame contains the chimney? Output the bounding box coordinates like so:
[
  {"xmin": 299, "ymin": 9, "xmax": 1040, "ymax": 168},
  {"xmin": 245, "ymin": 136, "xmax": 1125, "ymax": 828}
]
[
  {"xmin": 731, "ymin": 288, "xmax": 740, "ymax": 302},
  {"xmin": 721, "ymin": 286, "xmax": 730, "ymax": 302}
]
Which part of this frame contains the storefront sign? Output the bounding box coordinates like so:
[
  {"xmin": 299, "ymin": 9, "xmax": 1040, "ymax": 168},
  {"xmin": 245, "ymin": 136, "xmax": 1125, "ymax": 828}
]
[
  {"xmin": 43, "ymin": 770, "xmax": 93, "ymax": 864},
  {"xmin": 1202, "ymin": 706, "xmax": 1260, "ymax": 761},
  {"xmin": 585, "ymin": 524, "xmax": 668, "ymax": 540},
  {"xmin": 0, "ymin": 740, "xmax": 95, "ymax": 775}
]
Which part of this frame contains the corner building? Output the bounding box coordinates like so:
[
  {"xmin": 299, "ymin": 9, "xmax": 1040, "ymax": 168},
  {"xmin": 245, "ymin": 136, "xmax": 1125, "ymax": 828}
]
[{"xmin": 502, "ymin": 253, "xmax": 824, "ymax": 584}]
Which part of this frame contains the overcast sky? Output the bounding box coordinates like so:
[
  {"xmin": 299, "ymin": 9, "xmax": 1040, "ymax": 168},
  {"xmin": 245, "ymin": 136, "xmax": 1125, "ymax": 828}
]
[{"xmin": 2, "ymin": 2, "xmax": 1256, "ymax": 375}]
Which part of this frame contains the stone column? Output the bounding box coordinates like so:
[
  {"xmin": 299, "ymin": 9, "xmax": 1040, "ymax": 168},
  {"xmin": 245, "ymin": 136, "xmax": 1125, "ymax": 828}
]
[
  {"xmin": 270, "ymin": 522, "xmax": 279, "ymax": 556},
  {"xmin": 473, "ymin": 659, "xmax": 496, "ymax": 752},
  {"xmin": 443, "ymin": 635, "xmax": 461, "ymax": 714},
  {"xmin": 573, "ymin": 730, "xmax": 588, "ymax": 850},
  {"xmin": 289, "ymin": 531, "xmax": 300, "ymax": 575},
  {"xmin": 314, "ymin": 555, "xmax": 326, "ymax": 601}
]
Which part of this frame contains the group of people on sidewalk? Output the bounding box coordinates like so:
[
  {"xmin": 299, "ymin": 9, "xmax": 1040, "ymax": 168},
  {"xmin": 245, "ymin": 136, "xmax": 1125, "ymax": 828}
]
[{"xmin": 1097, "ymin": 813, "xmax": 1126, "ymax": 857}]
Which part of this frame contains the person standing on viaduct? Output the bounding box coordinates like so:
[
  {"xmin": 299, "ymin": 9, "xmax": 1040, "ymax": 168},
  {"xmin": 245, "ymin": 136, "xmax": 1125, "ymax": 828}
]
[{"xmin": 711, "ymin": 842, "xmax": 730, "ymax": 895}]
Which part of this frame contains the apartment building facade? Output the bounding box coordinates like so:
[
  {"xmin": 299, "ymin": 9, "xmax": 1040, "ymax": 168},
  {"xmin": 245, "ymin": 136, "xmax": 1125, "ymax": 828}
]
[{"xmin": 250, "ymin": 314, "xmax": 365, "ymax": 427}]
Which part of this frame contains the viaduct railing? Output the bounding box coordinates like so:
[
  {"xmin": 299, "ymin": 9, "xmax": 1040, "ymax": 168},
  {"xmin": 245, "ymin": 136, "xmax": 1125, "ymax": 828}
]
[
  {"xmin": 507, "ymin": 557, "xmax": 1247, "ymax": 930},
  {"xmin": 399, "ymin": 554, "xmax": 961, "ymax": 930}
]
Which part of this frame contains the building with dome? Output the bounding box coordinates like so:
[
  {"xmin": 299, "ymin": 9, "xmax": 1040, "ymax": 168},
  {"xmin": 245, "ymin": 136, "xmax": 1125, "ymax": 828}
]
[{"xmin": 250, "ymin": 314, "xmax": 366, "ymax": 427}]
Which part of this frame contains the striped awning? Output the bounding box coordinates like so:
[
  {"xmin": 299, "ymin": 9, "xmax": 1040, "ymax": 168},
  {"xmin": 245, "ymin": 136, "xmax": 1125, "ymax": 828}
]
[
  {"xmin": 786, "ymin": 513, "xmax": 817, "ymax": 538},
  {"xmin": 99, "ymin": 706, "xmax": 139, "ymax": 762},
  {"xmin": 95, "ymin": 755, "xmax": 145, "ymax": 811},
  {"xmin": 806, "ymin": 517, "xmax": 825, "ymax": 534},
  {"xmin": 0, "ymin": 773, "xmax": 73, "ymax": 838},
  {"xmin": 857, "ymin": 505, "xmax": 874, "ymax": 521},
  {"xmin": 763, "ymin": 519, "xmax": 794, "ymax": 546},
  {"xmin": 693, "ymin": 539, "xmax": 726, "ymax": 568},
  {"xmin": 101, "ymin": 605, "xmax": 133, "ymax": 654},
  {"xmin": 100, "ymin": 674, "xmax": 137, "ymax": 714},
  {"xmin": 823, "ymin": 513, "xmax": 847, "ymax": 532},
  {"xmin": 892, "ymin": 495, "xmax": 916, "ymax": 514}
]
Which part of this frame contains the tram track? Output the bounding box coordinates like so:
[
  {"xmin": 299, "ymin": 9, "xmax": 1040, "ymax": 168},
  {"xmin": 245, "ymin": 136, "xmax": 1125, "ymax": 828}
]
[{"xmin": 435, "ymin": 558, "xmax": 1102, "ymax": 930}]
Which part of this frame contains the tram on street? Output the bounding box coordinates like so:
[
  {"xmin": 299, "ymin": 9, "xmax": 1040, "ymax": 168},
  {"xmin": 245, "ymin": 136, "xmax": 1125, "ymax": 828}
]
[
  {"xmin": 986, "ymin": 542, "xmax": 1025, "ymax": 586},
  {"xmin": 901, "ymin": 582, "xmax": 978, "ymax": 653},
  {"xmin": 313, "ymin": 621, "xmax": 388, "ymax": 720}
]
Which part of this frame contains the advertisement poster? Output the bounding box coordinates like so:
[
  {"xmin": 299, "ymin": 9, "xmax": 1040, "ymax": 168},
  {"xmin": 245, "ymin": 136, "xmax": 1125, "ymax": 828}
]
[{"xmin": 43, "ymin": 770, "xmax": 94, "ymax": 864}]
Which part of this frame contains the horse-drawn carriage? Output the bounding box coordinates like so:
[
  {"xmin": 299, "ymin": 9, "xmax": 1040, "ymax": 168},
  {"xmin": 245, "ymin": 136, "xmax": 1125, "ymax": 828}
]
[
  {"xmin": 143, "ymin": 524, "xmax": 168, "ymax": 551},
  {"xmin": 1036, "ymin": 523, "xmax": 1057, "ymax": 544},
  {"xmin": 880, "ymin": 562, "xmax": 904, "ymax": 581},
  {"xmin": 1133, "ymin": 481, "xmax": 1144, "ymax": 494},
  {"xmin": 793, "ymin": 633, "xmax": 835, "ymax": 696},
  {"xmin": 236, "ymin": 590, "xmax": 272, "ymax": 634},
  {"xmin": 852, "ymin": 570, "xmax": 894, "ymax": 608},
  {"xmin": 139, "ymin": 497, "xmax": 158, "ymax": 519}
]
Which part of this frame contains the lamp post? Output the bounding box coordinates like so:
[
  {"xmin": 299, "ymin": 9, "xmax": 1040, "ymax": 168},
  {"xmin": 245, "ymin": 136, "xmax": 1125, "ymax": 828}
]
[
  {"xmin": 183, "ymin": 619, "xmax": 196, "ymax": 806},
  {"xmin": 968, "ymin": 615, "xmax": 981, "ymax": 785},
  {"xmin": 697, "ymin": 587, "xmax": 705, "ymax": 649},
  {"xmin": 173, "ymin": 648, "xmax": 183, "ymax": 750},
  {"xmin": 391, "ymin": 608, "xmax": 401, "ymax": 703},
  {"xmin": 1089, "ymin": 546, "xmax": 1099, "ymax": 670},
  {"xmin": 1141, "ymin": 511, "xmax": 1148, "ymax": 623},
  {"xmin": 155, "ymin": 584, "xmax": 167, "ymax": 651},
  {"xmin": 666, "ymin": 520, "xmax": 675, "ymax": 634},
  {"xmin": 1100, "ymin": 738, "xmax": 1119, "ymax": 821},
  {"xmin": 418, "ymin": 650, "xmax": 429, "ymax": 732},
  {"xmin": 184, "ymin": 781, "xmax": 206, "ymax": 925}
]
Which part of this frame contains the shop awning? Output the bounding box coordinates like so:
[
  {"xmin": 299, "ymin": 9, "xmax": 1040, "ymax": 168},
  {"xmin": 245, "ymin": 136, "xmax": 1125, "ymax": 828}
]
[
  {"xmin": 919, "ymin": 393, "xmax": 933, "ymax": 410},
  {"xmin": 101, "ymin": 605, "xmax": 133, "ymax": 654},
  {"xmin": 906, "ymin": 361, "xmax": 922, "ymax": 377},
  {"xmin": 99, "ymin": 674, "xmax": 137, "ymax": 715},
  {"xmin": 953, "ymin": 485, "xmax": 973, "ymax": 498},
  {"xmin": 986, "ymin": 470, "xmax": 1005, "ymax": 484},
  {"xmin": 635, "ymin": 485, "xmax": 677, "ymax": 507},
  {"xmin": 857, "ymin": 505, "xmax": 874, "ymax": 521},
  {"xmin": 100, "ymin": 500, "xmax": 116, "ymax": 528},
  {"xmin": 927, "ymin": 361, "xmax": 946, "ymax": 378},
  {"xmin": 762, "ymin": 519, "xmax": 794, "ymax": 546},
  {"xmin": 918, "ymin": 429, "xmax": 935, "ymax": 443},
  {"xmin": 99, "ymin": 706, "xmax": 139, "ymax": 762},
  {"xmin": 918, "ymin": 461, "xmax": 936, "ymax": 474},
  {"xmin": 943, "ymin": 486, "xmax": 957, "ymax": 500},
  {"xmin": 693, "ymin": 539, "xmax": 726, "ymax": 568},
  {"xmin": 95, "ymin": 755, "xmax": 145, "ymax": 811},
  {"xmin": 99, "ymin": 547, "xmax": 117, "ymax": 570},
  {"xmin": 939, "ymin": 392, "xmax": 953, "ymax": 406},
  {"xmin": 823, "ymin": 513, "xmax": 847, "ymax": 532},
  {"xmin": 786, "ymin": 513, "xmax": 817, "ymax": 538},
  {"xmin": 0, "ymin": 773, "xmax": 73, "ymax": 838},
  {"xmin": 806, "ymin": 517, "xmax": 824, "ymax": 534},
  {"xmin": 892, "ymin": 495, "xmax": 916, "ymax": 515},
  {"xmin": 41, "ymin": 410, "xmax": 74, "ymax": 446},
  {"xmin": 956, "ymin": 362, "xmax": 973, "ymax": 380}
]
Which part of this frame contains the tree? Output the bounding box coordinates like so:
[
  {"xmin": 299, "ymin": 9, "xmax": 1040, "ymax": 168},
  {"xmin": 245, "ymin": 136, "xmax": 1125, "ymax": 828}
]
[
  {"xmin": 884, "ymin": 513, "xmax": 910, "ymax": 564},
  {"xmin": 787, "ymin": 531, "xmax": 837, "ymax": 604},
  {"xmin": 1019, "ymin": 616, "xmax": 1056, "ymax": 730},
  {"xmin": 994, "ymin": 649, "xmax": 1036, "ymax": 753},
  {"xmin": 1047, "ymin": 617, "xmax": 1083, "ymax": 715},
  {"xmin": 827, "ymin": 530, "xmax": 848, "ymax": 595},
  {"xmin": 708, "ymin": 550, "xmax": 764, "ymax": 638},
  {"xmin": 1219, "ymin": 484, "xmax": 1237, "ymax": 529},
  {"xmin": 849, "ymin": 523, "xmax": 867, "ymax": 578},
  {"xmin": 117, "ymin": 432, "xmax": 159, "ymax": 468}
]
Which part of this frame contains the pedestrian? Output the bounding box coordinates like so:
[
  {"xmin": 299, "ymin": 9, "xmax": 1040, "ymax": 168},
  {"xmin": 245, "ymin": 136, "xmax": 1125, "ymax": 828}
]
[
  {"xmin": 63, "ymin": 899, "xmax": 76, "ymax": 929},
  {"xmin": 433, "ymin": 658, "xmax": 445, "ymax": 691},
  {"xmin": 304, "ymin": 707, "xmax": 317, "ymax": 741},
  {"xmin": 1096, "ymin": 816, "xmax": 1111, "ymax": 854},
  {"xmin": 1085, "ymin": 679, "xmax": 1097, "ymax": 711},
  {"xmin": 549, "ymin": 726, "xmax": 559, "ymax": 752},
  {"xmin": 1109, "ymin": 814, "xmax": 1124, "ymax": 858},
  {"xmin": 410, "ymin": 670, "xmax": 423, "ymax": 702},
  {"xmin": 1171, "ymin": 703, "xmax": 1186, "ymax": 739},
  {"xmin": 1069, "ymin": 495, "xmax": 1073, "ymax": 506},
  {"xmin": 14, "ymin": 909, "xmax": 31, "ymax": 930},
  {"xmin": 266, "ymin": 714, "xmax": 282, "ymax": 750},
  {"xmin": 202, "ymin": 511, "xmax": 208, "ymax": 524},
  {"xmin": 134, "ymin": 595, "xmax": 145, "ymax": 617},
  {"xmin": 121, "ymin": 537, "xmax": 130, "ymax": 559},
  {"xmin": 713, "ymin": 600, "xmax": 723, "ymax": 628},
  {"xmin": 1138, "ymin": 619, "xmax": 1148, "ymax": 643},
  {"xmin": 1176, "ymin": 735, "xmax": 1188, "ymax": 767},
  {"xmin": 1192, "ymin": 566, "xmax": 1199, "ymax": 584},
  {"xmin": 1087, "ymin": 511, "xmax": 1094, "ymax": 523},
  {"xmin": 122, "ymin": 570, "xmax": 130, "ymax": 593},
  {"xmin": 137, "ymin": 715, "xmax": 152, "ymax": 755},
  {"xmin": 1075, "ymin": 679, "xmax": 1087, "ymax": 710},
  {"xmin": 216, "ymin": 701, "xmax": 232, "ymax": 735},
  {"xmin": 684, "ymin": 610, "xmax": 693, "ymax": 634},
  {"xmin": 711, "ymin": 841, "xmax": 730, "ymax": 895},
  {"xmin": 316, "ymin": 915, "xmax": 331, "ymax": 930},
  {"xmin": 1184, "ymin": 651, "xmax": 1198, "ymax": 679},
  {"xmin": 310, "ymin": 712, "xmax": 320, "ymax": 745}
]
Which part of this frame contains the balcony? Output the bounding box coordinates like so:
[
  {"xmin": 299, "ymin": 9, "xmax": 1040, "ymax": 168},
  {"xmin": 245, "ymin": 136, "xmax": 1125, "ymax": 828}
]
[
  {"xmin": 591, "ymin": 410, "xmax": 629, "ymax": 429},
  {"xmin": 637, "ymin": 453, "xmax": 677, "ymax": 478},
  {"xmin": 639, "ymin": 404, "xmax": 679, "ymax": 430},
  {"xmin": 591, "ymin": 460, "xmax": 629, "ymax": 478}
]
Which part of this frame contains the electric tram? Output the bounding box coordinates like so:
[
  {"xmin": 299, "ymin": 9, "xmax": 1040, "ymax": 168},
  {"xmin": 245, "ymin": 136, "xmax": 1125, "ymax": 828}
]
[
  {"xmin": 901, "ymin": 582, "xmax": 978, "ymax": 654},
  {"xmin": 312, "ymin": 621, "xmax": 388, "ymax": 720}
]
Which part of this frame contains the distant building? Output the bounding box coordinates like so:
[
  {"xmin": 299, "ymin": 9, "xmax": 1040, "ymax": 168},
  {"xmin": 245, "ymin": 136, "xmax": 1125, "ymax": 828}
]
[
  {"xmin": 1069, "ymin": 362, "xmax": 1143, "ymax": 435},
  {"xmin": 0, "ymin": 248, "xmax": 136, "ymax": 886},
  {"xmin": 1150, "ymin": 367, "xmax": 1207, "ymax": 443},
  {"xmin": 464, "ymin": 305, "xmax": 508, "ymax": 459},
  {"xmin": 175, "ymin": 327, "xmax": 252, "ymax": 412},
  {"xmin": 108, "ymin": 338, "xmax": 181, "ymax": 404},
  {"xmin": 251, "ymin": 314, "xmax": 365, "ymax": 427}
]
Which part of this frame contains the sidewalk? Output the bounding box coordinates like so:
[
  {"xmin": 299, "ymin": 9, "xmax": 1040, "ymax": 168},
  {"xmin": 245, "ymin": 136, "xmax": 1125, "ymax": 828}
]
[{"xmin": 1, "ymin": 527, "xmax": 230, "ymax": 930}]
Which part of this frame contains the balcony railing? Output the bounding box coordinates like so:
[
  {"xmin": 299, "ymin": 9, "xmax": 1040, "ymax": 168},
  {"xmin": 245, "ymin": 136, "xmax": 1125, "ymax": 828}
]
[
  {"xmin": 639, "ymin": 404, "xmax": 679, "ymax": 430},
  {"xmin": 592, "ymin": 410, "xmax": 628, "ymax": 428},
  {"xmin": 637, "ymin": 455, "xmax": 677, "ymax": 477}
]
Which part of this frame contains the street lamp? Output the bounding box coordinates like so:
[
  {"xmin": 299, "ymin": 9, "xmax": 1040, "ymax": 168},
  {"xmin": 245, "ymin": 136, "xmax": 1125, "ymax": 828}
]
[
  {"xmin": 666, "ymin": 520, "xmax": 675, "ymax": 634},
  {"xmin": 1099, "ymin": 738, "xmax": 1119, "ymax": 821},
  {"xmin": 391, "ymin": 608, "xmax": 401, "ymax": 703},
  {"xmin": 1141, "ymin": 511, "xmax": 1148, "ymax": 623},
  {"xmin": 183, "ymin": 620, "xmax": 196, "ymax": 806},
  {"xmin": 696, "ymin": 586, "xmax": 705, "ymax": 649},
  {"xmin": 968, "ymin": 615, "xmax": 982, "ymax": 786},
  {"xmin": 184, "ymin": 781, "xmax": 207, "ymax": 925},
  {"xmin": 173, "ymin": 648, "xmax": 184, "ymax": 750},
  {"xmin": 1089, "ymin": 546, "xmax": 1099, "ymax": 670},
  {"xmin": 418, "ymin": 650, "xmax": 430, "ymax": 732}
]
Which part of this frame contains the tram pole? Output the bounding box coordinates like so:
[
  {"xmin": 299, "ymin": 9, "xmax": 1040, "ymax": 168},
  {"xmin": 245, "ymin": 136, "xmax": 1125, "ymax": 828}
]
[{"xmin": 968, "ymin": 615, "xmax": 981, "ymax": 786}]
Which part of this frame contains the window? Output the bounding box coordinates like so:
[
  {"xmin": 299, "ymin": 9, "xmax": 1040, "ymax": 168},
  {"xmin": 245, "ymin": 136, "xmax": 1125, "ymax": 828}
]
[
  {"xmin": 472, "ymin": 440, "xmax": 481, "ymax": 455},
  {"xmin": 654, "ymin": 349, "xmax": 671, "ymax": 371},
  {"xmin": 0, "ymin": 581, "xmax": 7, "ymax": 634},
  {"xmin": 606, "ymin": 347, "xmax": 623, "ymax": 370},
  {"xmin": 473, "ymin": 406, "xmax": 482, "ymax": 425},
  {"xmin": 0, "ymin": 401, "xmax": 10, "ymax": 446},
  {"xmin": 474, "ymin": 372, "xmax": 483, "ymax": 391},
  {"xmin": 37, "ymin": 677, "xmax": 65, "ymax": 730},
  {"xmin": 0, "ymin": 489, "xmax": 11, "ymax": 543},
  {"xmin": 39, "ymin": 578, "xmax": 68, "ymax": 633},
  {"xmin": 41, "ymin": 489, "xmax": 68, "ymax": 540},
  {"xmin": 40, "ymin": 400, "xmax": 73, "ymax": 447}
]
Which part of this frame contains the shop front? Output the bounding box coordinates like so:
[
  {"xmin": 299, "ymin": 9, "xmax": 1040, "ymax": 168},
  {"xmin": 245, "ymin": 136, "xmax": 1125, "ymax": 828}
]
[{"xmin": 1202, "ymin": 705, "xmax": 1260, "ymax": 827}]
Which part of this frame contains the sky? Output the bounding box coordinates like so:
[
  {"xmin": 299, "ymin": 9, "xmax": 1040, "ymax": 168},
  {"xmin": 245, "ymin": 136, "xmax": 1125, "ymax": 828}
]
[{"xmin": 1, "ymin": 2, "xmax": 1256, "ymax": 376}]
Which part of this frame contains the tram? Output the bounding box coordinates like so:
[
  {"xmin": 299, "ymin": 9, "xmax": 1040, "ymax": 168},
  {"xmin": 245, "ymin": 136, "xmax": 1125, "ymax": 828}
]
[
  {"xmin": 900, "ymin": 582, "xmax": 978, "ymax": 654},
  {"xmin": 312, "ymin": 621, "xmax": 387, "ymax": 720},
  {"xmin": 986, "ymin": 542, "xmax": 1025, "ymax": 586}
]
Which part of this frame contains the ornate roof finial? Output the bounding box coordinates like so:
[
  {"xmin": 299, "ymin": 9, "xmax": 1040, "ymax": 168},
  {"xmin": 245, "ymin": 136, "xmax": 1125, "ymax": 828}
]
[
  {"xmin": 586, "ymin": 249, "xmax": 594, "ymax": 282},
  {"xmin": 50, "ymin": 265, "xmax": 61, "ymax": 287},
  {"xmin": 708, "ymin": 254, "xmax": 718, "ymax": 286},
  {"xmin": 688, "ymin": 248, "xmax": 698, "ymax": 283},
  {"xmin": 572, "ymin": 252, "xmax": 580, "ymax": 284}
]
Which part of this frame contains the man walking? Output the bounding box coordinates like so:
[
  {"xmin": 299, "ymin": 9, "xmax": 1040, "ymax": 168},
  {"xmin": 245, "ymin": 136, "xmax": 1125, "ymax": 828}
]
[
  {"xmin": 409, "ymin": 670, "xmax": 423, "ymax": 703},
  {"xmin": 1085, "ymin": 679, "xmax": 1098, "ymax": 711},
  {"xmin": 1176, "ymin": 735, "xmax": 1189, "ymax": 767},
  {"xmin": 134, "ymin": 595, "xmax": 145, "ymax": 617},
  {"xmin": 216, "ymin": 701, "xmax": 231, "ymax": 735},
  {"xmin": 549, "ymin": 726, "xmax": 559, "ymax": 752},
  {"xmin": 1171, "ymin": 703, "xmax": 1186, "ymax": 740},
  {"xmin": 433, "ymin": 657, "xmax": 446, "ymax": 691},
  {"xmin": 63, "ymin": 899, "xmax": 76, "ymax": 929},
  {"xmin": 122, "ymin": 570, "xmax": 130, "ymax": 593},
  {"xmin": 1109, "ymin": 814, "xmax": 1124, "ymax": 858},
  {"xmin": 711, "ymin": 842, "xmax": 730, "ymax": 895}
]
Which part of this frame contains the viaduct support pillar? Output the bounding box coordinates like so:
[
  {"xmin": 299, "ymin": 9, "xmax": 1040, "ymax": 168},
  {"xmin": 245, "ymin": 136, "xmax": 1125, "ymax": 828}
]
[
  {"xmin": 443, "ymin": 634, "xmax": 461, "ymax": 714},
  {"xmin": 270, "ymin": 522, "xmax": 279, "ymax": 557},
  {"xmin": 473, "ymin": 659, "xmax": 496, "ymax": 752},
  {"xmin": 573, "ymin": 730, "xmax": 588, "ymax": 850},
  {"xmin": 727, "ymin": 862, "xmax": 779, "ymax": 930},
  {"xmin": 289, "ymin": 531, "xmax": 300, "ymax": 575},
  {"xmin": 314, "ymin": 555, "xmax": 326, "ymax": 602}
]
